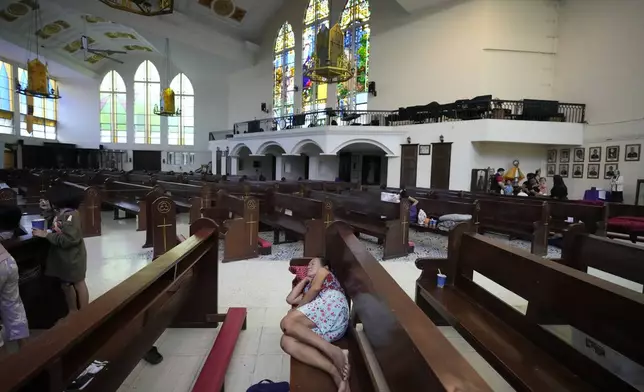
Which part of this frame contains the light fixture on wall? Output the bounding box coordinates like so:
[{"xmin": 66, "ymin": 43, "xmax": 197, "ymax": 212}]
[
  {"xmin": 406, "ymin": 137, "xmax": 411, "ymax": 144},
  {"xmin": 439, "ymin": 135, "xmax": 444, "ymax": 143}
]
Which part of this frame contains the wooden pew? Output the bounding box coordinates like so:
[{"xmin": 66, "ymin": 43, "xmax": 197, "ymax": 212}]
[
  {"xmin": 306, "ymin": 190, "xmax": 410, "ymax": 260},
  {"xmin": 202, "ymin": 190, "xmax": 261, "ymax": 262},
  {"xmin": 476, "ymin": 199, "xmax": 549, "ymax": 256},
  {"xmin": 415, "ymin": 223, "xmax": 644, "ymax": 391},
  {"xmin": 150, "ymin": 196, "xmax": 178, "ymax": 259},
  {"xmin": 288, "ymin": 221, "xmax": 492, "ymax": 392},
  {"xmin": 58, "ymin": 181, "xmax": 102, "ymax": 238},
  {"xmin": 557, "ymin": 222, "xmax": 644, "ymax": 288},
  {"xmin": 0, "ymin": 218, "xmax": 247, "ymax": 392},
  {"xmin": 1, "ymin": 234, "xmax": 68, "ymax": 329},
  {"xmin": 125, "ymin": 171, "xmax": 156, "ymax": 186},
  {"xmin": 263, "ymin": 191, "xmax": 332, "ymax": 257},
  {"xmin": 155, "ymin": 180, "xmax": 212, "ymax": 222}
]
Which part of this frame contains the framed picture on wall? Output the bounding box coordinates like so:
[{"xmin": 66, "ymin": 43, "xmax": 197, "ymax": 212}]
[
  {"xmin": 589, "ymin": 147, "xmax": 601, "ymax": 162},
  {"xmin": 587, "ymin": 164, "xmax": 600, "ymax": 179},
  {"xmin": 560, "ymin": 149, "xmax": 570, "ymax": 163},
  {"xmin": 572, "ymin": 164, "xmax": 583, "ymax": 178},
  {"xmin": 625, "ymin": 144, "xmax": 641, "ymax": 161},
  {"xmin": 547, "ymin": 149, "xmax": 557, "ymax": 163},
  {"xmin": 573, "ymin": 148, "xmax": 585, "ymax": 162},
  {"xmin": 604, "ymin": 164, "xmax": 618, "ymax": 179},
  {"xmin": 559, "ymin": 164, "xmax": 569, "ymax": 178},
  {"xmin": 419, "ymin": 145, "xmax": 431, "ymax": 155},
  {"xmin": 546, "ymin": 164, "xmax": 556, "ymax": 177},
  {"xmin": 606, "ymin": 146, "xmax": 620, "ymax": 162}
]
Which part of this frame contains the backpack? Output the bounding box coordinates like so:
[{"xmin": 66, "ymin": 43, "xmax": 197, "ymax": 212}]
[{"xmin": 247, "ymin": 379, "xmax": 290, "ymax": 392}]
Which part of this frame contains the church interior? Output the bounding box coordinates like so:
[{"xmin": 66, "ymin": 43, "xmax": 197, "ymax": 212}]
[{"xmin": 0, "ymin": 0, "xmax": 643, "ymax": 391}]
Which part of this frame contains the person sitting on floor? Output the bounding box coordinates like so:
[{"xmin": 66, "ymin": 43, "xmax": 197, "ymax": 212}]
[
  {"xmin": 400, "ymin": 189, "xmax": 419, "ymax": 222},
  {"xmin": 280, "ymin": 258, "xmax": 351, "ymax": 392},
  {"xmin": 0, "ymin": 206, "xmax": 30, "ymax": 357}
]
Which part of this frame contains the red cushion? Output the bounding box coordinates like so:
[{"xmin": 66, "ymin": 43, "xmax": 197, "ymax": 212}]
[
  {"xmin": 608, "ymin": 218, "xmax": 644, "ymax": 231},
  {"xmin": 288, "ymin": 266, "xmax": 308, "ymax": 284},
  {"xmin": 619, "ymin": 216, "xmax": 644, "ymax": 223},
  {"xmin": 257, "ymin": 238, "xmax": 271, "ymax": 248}
]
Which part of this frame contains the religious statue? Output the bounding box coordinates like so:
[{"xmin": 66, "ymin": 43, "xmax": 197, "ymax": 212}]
[{"xmin": 504, "ymin": 159, "xmax": 525, "ymax": 186}]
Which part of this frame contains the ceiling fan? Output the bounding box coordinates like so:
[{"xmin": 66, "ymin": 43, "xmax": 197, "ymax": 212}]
[{"xmin": 81, "ymin": 35, "xmax": 126, "ymax": 64}]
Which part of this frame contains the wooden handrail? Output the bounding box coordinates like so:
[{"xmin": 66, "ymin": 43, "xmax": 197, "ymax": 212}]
[{"xmin": 0, "ymin": 227, "xmax": 217, "ymax": 391}]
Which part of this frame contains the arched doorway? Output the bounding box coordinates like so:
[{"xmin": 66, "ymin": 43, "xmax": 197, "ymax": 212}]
[
  {"xmin": 291, "ymin": 140, "xmax": 325, "ymax": 180},
  {"xmin": 335, "ymin": 141, "xmax": 391, "ymax": 185},
  {"xmin": 262, "ymin": 144, "xmax": 286, "ymax": 180}
]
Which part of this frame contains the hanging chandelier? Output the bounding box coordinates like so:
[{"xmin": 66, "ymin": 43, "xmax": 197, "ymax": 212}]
[
  {"xmin": 303, "ymin": 9, "xmax": 354, "ymax": 85},
  {"xmin": 154, "ymin": 38, "xmax": 181, "ymax": 117},
  {"xmin": 99, "ymin": 0, "xmax": 175, "ymax": 16},
  {"xmin": 15, "ymin": 0, "xmax": 61, "ymax": 100}
]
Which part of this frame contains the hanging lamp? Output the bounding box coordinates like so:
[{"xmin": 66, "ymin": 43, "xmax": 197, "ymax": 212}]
[
  {"xmin": 15, "ymin": 0, "xmax": 61, "ymax": 100},
  {"xmin": 304, "ymin": 0, "xmax": 354, "ymax": 84},
  {"xmin": 98, "ymin": 0, "xmax": 175, "ymax": 16},
  {"xmin": 154, "ymin": 38, "xmax": 181, "ymax": 117}
]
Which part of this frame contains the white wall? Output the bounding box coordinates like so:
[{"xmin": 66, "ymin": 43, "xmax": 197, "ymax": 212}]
[
  {"xmin": 472, "ymin": 142, "xmax": 548, "ymax": 179},
  {"xmin": 227, "ymin": 0, "xmax": 560, "ymax": 125},
  {"xmin": 282, "ymin": 156, "xmax": 307, "ymax": 180},
  {"xmin": 555, "ymin": 0, "xmax": 644, "ymax": 141},
  {"xmin": 317, "ymin": 155, "xmax": 339, "ymax": 181}
]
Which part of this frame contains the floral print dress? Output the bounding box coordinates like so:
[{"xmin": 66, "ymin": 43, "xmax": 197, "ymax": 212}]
[
  {"xmin": 298, "ymin": 272, "xmax": 349, "ymax": 342},
  {"xmin": 0, "ymin": 243, "xmax": 29, "ymax": 348}
]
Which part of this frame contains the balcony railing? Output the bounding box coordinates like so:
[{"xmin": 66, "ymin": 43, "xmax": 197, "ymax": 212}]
[{"xmin": 212, "ymin": 98, "xmax": 586, "ymax": 140}]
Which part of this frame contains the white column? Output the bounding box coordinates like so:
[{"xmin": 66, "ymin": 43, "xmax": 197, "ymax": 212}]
[
  {"xmin": 275, "ymin": 155, "xmax": 283, "ymax": 180},
  {"xmin": 386, "ymin": 156, "xmax": 401, "ymax": 188},
  {"xmin": 220, "ymin": 153, "xmax": 226, "ymax": 175},
  {"xmin": 308, "ymin": 155, "xmax": 320, "ymax": 180},
  {"xmin": 230, "ymin": 156, "xmax": 238, "ymax": 175}
]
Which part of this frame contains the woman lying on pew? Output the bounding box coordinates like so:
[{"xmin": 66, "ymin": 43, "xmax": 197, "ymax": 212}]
[
  {"xmin": 0, "ymin": 206, "xmax": 29, "ymax": 357},
  {"xmin": 281, "ymin": 258, "xmax": 351, "ymax": 392},
  {"xmin": 32, "ymin": 186, "xmax": 89, "ymax": 314}
]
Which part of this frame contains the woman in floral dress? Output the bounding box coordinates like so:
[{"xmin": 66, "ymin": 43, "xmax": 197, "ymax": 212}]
[{"xmin": 280, "ymin": 258, "xmax": 351, "ymax": 392}]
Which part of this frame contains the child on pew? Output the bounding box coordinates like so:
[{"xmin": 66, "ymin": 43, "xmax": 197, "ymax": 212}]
[
  {"xmin": 281, "ymin": 258, "xmax": 351, "ymax": 392},
  {"xmin": 0, "ymin": 206, "xmax": 30, "ymax": 357},
  {"xmin": 504, "ymin": 179, "xmax": 514, "ymax": 195},
  {"xmin": 32, "ymin": 185, "xmax": 89, "ymax": 314}
]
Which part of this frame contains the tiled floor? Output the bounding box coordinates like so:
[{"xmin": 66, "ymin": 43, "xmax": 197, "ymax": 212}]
[{"xmin": 73, "ymin": 211, "xmax": 637, "ymax": 392}]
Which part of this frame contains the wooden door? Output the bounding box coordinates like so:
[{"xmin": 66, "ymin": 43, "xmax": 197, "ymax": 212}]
[
  {"xmin": 430, "ymin": 143, "xmax": 452, "ymax": 189},
  {"xmin": 400, "ymin": 144, "xmax": 418, "ymax": 188}
]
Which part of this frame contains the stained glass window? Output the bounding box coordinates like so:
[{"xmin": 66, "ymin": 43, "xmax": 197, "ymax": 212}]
[
  {"xmin": 0, "ymin": 61, "xmax": 13, "ymax": 134},
  {"xmin": 273, "ymin": 22, "xmax": 295, "ymax": 122},
  {"xmin": 100, "ymin": 71, "xmax": 127, "ymax": 144},
  {"xmin": 134, "ymin": 60, "xmax": 160, "ymax": 144},
  {"xmin": 168, "ymin": 73, "xmax": 194, "ymax": 146},
  {"xmin": 337, "ymin": 0, "xmax": 370, "ymax": 111},
  {"xmin": 19, "ymin": 67, "xmax": 57, "ymax": 139},
  {"xmin": 302, "ymin": 0, "xmax": 329, "ymax": 118}
]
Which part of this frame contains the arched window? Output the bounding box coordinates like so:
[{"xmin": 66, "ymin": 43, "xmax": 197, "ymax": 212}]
[
  {"xmin": 273, "ymin": 22, "xmax": 295, "ymax": 119},
  {"xmin": 302, "ymin": 0, "xmax": 329, "ymax": 114},
  {"xmin": 168, "ymin": 73, "xmax": 194, "ymax": 146},
  {"xmin": 337, "ymin": 0, "xmax": 371, "ymax": 111},
  {"xmin": 100, "ymin": 70, "xmax": 127, "ymax": 143},
  {"xmin": 18, "ymin": 67, "xmax": 57, "ymax": 139},
  {"xmin": 0, "ymin": 60, "xmax": 13, "ymax": 134},
  {"xmin": 134, "ymin": 60, "xmax": 160, "ymax": 144}
]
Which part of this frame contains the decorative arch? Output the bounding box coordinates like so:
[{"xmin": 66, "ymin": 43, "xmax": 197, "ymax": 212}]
[
  {"xmin": 100, "ymin": 70, "xmax": 127, "ymax": 143},
  {"xmin": 134, "ymin": 60, "xmax": 160, "ymax": 144},
  {"xmin": 290, "ymin": 139, "xmax": 324, "ymax": 155},
  {"xmin": 302, "ymin": 0, "xmax": 329, "ymax": 114},
  {"xmin": 256, "ymin": 141, "xmax": 287, "ymax": 155},
  {"xmin": 273, "ymin": 22, "xmax": 295, "ymax": 122},
  {"xmin": 230, "ymin": 143, "xmax": 252, "ymax": 156},
  {"xmin": 331, "ymin": 138, "xmax": 394, "ymax": 155},
  {"xmin": 337, "ymin": 0, "xmax": 371, "ymax": 111},
  {"xmin": 168, "ymin": 73, "xmax": 194, "ymax": 146}
]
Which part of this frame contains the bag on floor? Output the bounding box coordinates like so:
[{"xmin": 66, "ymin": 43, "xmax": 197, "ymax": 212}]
[{"xmin": 247, "ymin": 379, "xmax": 289, "ymax": 392}]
